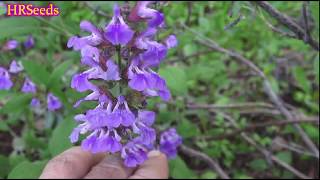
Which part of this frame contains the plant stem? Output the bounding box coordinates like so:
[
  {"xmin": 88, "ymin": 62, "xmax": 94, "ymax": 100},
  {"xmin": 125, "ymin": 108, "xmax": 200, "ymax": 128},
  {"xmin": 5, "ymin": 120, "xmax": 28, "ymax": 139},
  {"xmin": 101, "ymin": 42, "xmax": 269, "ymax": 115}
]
[{"xmin": 117, "ymin": 45, "xmax": 122, "ymax": 94}]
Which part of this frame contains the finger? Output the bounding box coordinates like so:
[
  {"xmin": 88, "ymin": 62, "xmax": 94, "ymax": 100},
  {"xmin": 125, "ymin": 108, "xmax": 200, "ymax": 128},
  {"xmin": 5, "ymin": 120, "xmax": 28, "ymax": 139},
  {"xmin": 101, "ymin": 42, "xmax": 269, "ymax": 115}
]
[
  {"xmin": 129, "ymin": 150, "xmax": 169, "ymax": 179},
  {"xmin": 39, "ymin": 146, "xmax": 105, "ymax": 179},
  {"xmin": 84, "ymin": 154, "xmax": 135, "ymax": 179}
]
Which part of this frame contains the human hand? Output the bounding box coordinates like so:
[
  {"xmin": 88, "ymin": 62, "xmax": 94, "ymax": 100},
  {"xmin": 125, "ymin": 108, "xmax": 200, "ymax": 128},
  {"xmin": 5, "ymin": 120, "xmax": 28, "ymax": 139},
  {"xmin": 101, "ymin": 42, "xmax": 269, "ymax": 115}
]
[{"xmin": 39, "ymin": 146, "xmax": 168, "ymax": 179}]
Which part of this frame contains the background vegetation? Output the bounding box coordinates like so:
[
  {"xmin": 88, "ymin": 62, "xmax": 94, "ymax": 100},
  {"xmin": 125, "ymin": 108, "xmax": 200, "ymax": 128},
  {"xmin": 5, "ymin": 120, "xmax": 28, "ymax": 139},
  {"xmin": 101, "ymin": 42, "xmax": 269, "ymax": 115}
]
[{"xmin": 0, "ymin": 1, "xmax": 319, "ymax": 179}]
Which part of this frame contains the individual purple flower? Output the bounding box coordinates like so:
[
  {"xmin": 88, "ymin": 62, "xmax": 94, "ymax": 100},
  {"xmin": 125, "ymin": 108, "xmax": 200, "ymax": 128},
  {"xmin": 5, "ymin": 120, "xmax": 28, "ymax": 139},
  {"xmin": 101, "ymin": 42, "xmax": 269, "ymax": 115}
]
[
  {"xmin": 165, "ymin": 35, "xmax": 178, "ymax": 49},
  {"xmin": 47, "ymin": 93, "xmax": 62, "ymax": 111},
  {"xmin": 104, "ymin": 4, "xmax": 134, "ymax": 46},
  {"xmin": 71, "ymin": 72, "xmax": 97, "ymax": 92},
  {"xmin": 128, "ymin": 61, "xmax": 171, "ymax": 101},
  {"xmin": 9, "ymin": 60, "xmax": 24, "ymax": 74},
  {"xmin": 21, "ymin": 77, "xmax": 36, "ymax": 94},
  {"xmin": 67, "ymin": 21, "xmax": 103, "ymax": 50},
  {"xmin": 160, "ymin": 128, "xmax": 182, "ymax": 159},
  {"xmin": 135, "ymin": 28, "xmax": 167, "ymax": 67},
  {"xmin": 0, "ymin": 67, "xmax": 13, "ymax": 90},
  {"xmin": 107, "ymin": 96, "xmax": 135, "ymax": 128},
  {"xmin": 121, "ymin": 138, "xmax": 149, "ymax": 167},
  {"xmin": 86, "ymin": 60, "xmax": 121, "ymax": 81},
  {"xmin": 3, "ymin": 40, "xmax": 19, "ymax": 51},
  {"xmin": 30, "ymin": 98, "xmax": 40, "ymax": 107},
  {"xmin": 132, "ymin": 110, "xmax": 156, "ymax": 145},
  {"xmin": 24, "ymin": 35, "xmax": 35, "ymax": 49},
  {"xmin": 129, "ymin": 1, "xmax": 164, "ymax": 28}
]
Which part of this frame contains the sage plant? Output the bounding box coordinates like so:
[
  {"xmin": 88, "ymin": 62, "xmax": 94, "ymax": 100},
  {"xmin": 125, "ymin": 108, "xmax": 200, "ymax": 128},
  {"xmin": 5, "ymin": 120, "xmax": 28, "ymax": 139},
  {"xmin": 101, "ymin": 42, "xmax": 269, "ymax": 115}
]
[{"xmin": 68, "ymin": 2, "xmax": 182, "ymax": 167}]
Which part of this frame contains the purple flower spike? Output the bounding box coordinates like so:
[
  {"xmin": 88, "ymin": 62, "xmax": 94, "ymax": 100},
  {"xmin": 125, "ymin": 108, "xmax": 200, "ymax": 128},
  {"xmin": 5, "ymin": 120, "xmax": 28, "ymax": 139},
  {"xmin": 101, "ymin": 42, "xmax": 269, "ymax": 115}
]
[
  {"xmin": 24, "ymin": 35, "xmax": 35, "ymax": 49},
  {"xmin": 47, "ymin": 93, "xmax": 62, "ymax": 111},
  {"xmin": 160, "ymin": 128, "xmax": 182, "ymax": 159},
  {"xmin": 104, "ymin": 4, "xmax": 134, "ymax": 46},
  {"xmin": 9, "ymin": 60, "xmax": 24, "ymax": 74},
  {"xmin": 21, "ymin": 77, "xmax": 36, "ymax": 94},
  {"xmin": 30, "ymin": 98, "xmax": 40, "ymax": 107},
  {"xmin": 3, "ymin": 40, "xmax": 19, "ymax": 51},
  {"xmin": 0, "ymin": 67, "xmax": 13, "ymax": 90},
  {"xmin": 68, "ymin": 2, "xmax": 179, "ymax": 167}
]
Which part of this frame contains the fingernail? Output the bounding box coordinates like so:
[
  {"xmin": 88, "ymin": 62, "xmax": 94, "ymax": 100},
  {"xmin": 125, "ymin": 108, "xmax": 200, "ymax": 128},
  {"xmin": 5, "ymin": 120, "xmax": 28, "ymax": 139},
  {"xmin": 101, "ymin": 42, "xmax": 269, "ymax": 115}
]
[{"xmin": 148, "ymin": 150, "xmax": 162, "ymax": 157}]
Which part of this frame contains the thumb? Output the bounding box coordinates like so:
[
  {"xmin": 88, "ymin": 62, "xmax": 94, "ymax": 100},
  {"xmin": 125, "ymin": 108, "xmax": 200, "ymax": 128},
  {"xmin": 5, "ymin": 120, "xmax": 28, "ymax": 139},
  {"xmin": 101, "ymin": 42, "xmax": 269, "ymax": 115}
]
[
  {"xmin": 83, "ymin": 153, "xmax": 134, "ymax": 179},
  {"xmin": 129, "ymin": 150, "xmax": 169, "ymax": 179}
]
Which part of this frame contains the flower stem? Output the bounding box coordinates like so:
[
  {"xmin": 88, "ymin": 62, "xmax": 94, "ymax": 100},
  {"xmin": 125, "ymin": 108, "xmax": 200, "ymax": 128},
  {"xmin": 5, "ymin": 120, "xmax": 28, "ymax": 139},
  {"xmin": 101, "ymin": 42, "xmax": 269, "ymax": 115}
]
[{"xmin": 117, "ymin": 45, "xmax": 122, "ymax": 94}]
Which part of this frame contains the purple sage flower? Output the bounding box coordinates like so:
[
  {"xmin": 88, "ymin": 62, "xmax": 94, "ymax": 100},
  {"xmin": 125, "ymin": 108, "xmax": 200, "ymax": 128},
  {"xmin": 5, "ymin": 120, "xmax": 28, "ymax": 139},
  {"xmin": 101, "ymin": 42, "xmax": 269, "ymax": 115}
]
[
  {"xmin": 104, "ymin": 4, "xmax": 134, "ymax": 46},
  {"xmin": 21, "ymin": 77, "xmax": 36, "ymax": 94},
  {"xmin": 129, "ymin": 2, "xmax": 164, "ymax": 28},
  {"xmin": 165, "ymin": 35, "xmax": 178, "ymax": 49},
  {"xmin": 0, "ymin": 67, "xmax": 13, "ymax": 90},
  {"xmin": 24, "ymin": 35, "xmax": 35, "ymax": 49},
  {"xmin": 160, "ymin": 128, "xmax": 182, "ymax": 159},
  {"xmin": 47, "ymin": 93, "xmax": 62, "ymax": 111},
  {"xmin": 68, "ymin": 2, "xmax": 181, "ymax": 167},
  {"xmin": 3, "ymin": 40, "xmax": 19, "ymax": 51},
  {"xmin": 9, "ymin": 60, "xmax": 24, "ymax": 74},
  {"xmin": 67, "ymin": 21, "xmax": 103, "ymax": 51},
  {"xmin": 30, "ymin": 98, "xmax": 40, "ymax": 107}
]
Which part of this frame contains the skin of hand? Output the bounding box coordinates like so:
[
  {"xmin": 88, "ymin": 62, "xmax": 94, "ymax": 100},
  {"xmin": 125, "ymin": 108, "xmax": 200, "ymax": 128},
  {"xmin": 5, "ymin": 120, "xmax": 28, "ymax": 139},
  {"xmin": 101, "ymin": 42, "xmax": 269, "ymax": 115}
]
[{"xmin": 39, "ymin": 146, "xmax": 168, "ymax": 179}]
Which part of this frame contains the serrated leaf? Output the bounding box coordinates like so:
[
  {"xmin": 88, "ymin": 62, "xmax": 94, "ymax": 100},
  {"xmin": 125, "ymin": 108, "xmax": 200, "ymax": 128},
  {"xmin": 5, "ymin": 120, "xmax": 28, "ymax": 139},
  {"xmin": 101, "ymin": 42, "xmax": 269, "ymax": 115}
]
[
  {"xmin": 8, "ymin": 161, "xmax": 47, "ymax": 179},
  {"xmin": 49, "ymin": 117, "xmax": 76, "ymax": 156}
]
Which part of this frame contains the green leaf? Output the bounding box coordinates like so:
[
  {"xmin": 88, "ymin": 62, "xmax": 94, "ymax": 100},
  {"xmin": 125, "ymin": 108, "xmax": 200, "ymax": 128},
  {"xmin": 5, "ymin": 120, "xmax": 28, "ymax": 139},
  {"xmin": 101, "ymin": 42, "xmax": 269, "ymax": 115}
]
[
  {"xmin": 159, "ymin": 67, "xmax": 188, "ymax": 96},
  {"xmin": 177, "ymin": 119, "xmax": 200, "ymax": 138},
  {"xmin": 276, "ymin": 151, "xmax": 292, "ymax": 164},
  {"xmin": 0, "ymin": 3, "xmax": 6, "ymax": 15},
  {"xmin": 292, "ymin": 67, "xmax": 310, "ymax": 93},
  {"xmin": 48, "ymin": 60, "xmax": 73, "ymax": 87},
  {"xmin": 8, "ymin": 161, "xmax": 47, "ymax": 179},
  {"xmin": 0, "ymin": 17, "xmax": 40, "ymax": 40},
  {"xmin": 314, "ymin": 54, "xmax": 319, "ymax": 84},
  {"xmin": 0, "ymin": 94, "xmax": 32, "ymax": 114},
  {"xmin": 0, "ymin": 155, "xmax": 10, "ymax": 178},
  {"xmin": 169, "ymin": 156, "xmax": 196, "ymax": 179},
  {"xmin": 200, "ymin": 171, "xmax": 218, "ymax": 179},
  {"xmin": 49, "ymin": 117, "xmax": 77, "ymax": 156},
  {"xmin": 0, "ymin": 121, "xmax": 10, "ymax": 132},
  {"xmin": 249, "ymin": 159, "xmax": 268, "ymax": 172},
  {"xmin": 22, "ymin": 60, "xmax": 51, "ymax": 86}
]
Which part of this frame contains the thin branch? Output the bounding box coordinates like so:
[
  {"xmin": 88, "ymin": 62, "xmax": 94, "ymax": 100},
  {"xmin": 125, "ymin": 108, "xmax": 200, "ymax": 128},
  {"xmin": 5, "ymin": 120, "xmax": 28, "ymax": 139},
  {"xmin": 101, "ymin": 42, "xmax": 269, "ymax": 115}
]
[
  {"xmin": 263, "ymin": 18, "xmax": 297, "ymax": 39},
  {"xmin": 187, "ymin": 102, "xmax": 275, "ymax": 110},
  {"xmin": 84, "ymin": 1, "xmax": 109, "ymax": 17},
  {"xmin": 215, "ymin": 111, "xmax": 311, "ymax": 179},
  {"xmin": 255, "ymin": 1, "xmax": 319, "ymax": 51},
  {"xmin": 179, "ymin": 144, "xmax": 230, "ymax": 179},
  {"xmin": 302, "ymin": 1, "xmax": 311, "ymax": 42},
  {"xmin": 196, "ymin": 118, "xmax": 319, "ymax": 142},
  {"xmin": 274, "ymin": 140, "xmax": 319, "ymax": 158},
  {"xmin": 181, "ymin": 22, "xmax": 319, "ymax": 158},
  {"xmin": 166, "ymin": 50, "xmax": 214, "ymax": 64}
]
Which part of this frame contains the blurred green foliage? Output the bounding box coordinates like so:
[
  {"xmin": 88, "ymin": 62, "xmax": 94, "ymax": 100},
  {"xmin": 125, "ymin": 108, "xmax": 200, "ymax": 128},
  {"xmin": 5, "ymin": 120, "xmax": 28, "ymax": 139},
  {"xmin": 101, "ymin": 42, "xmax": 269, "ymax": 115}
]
[{"xmin": 0, "ymin": 1, "xmax": 319, "ymax": 179}]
